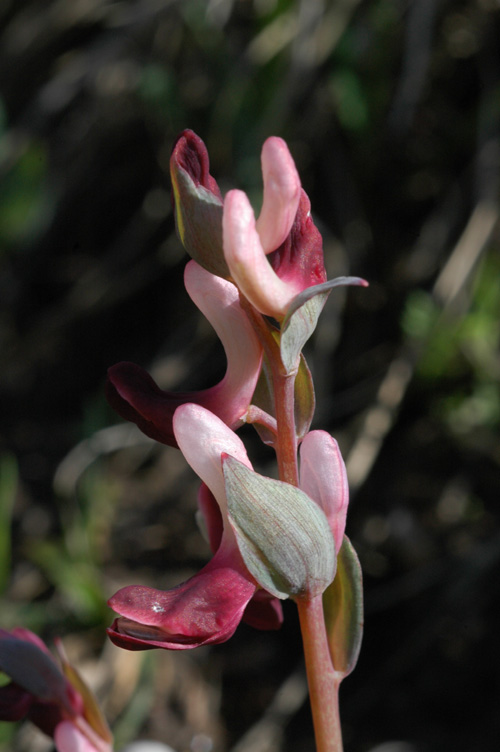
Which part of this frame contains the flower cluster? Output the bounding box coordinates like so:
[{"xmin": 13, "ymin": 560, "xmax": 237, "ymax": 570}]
[
  {"xmin": 0, "ymin": 132, "xmax": 364, "ymax": 752},
  {"xmin": 105, "ymin": 130, "xmax": 365, "ymax": 662}
]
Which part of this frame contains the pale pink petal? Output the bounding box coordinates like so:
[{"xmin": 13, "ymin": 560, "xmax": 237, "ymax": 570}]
[
  {"xmin": 223, "ymin": 190, "xmax": 299, "ymax": 318},
  {"xmin": 54, "ymin": 721, "xmax": 101, "ymax": 752},
  {"xmin": 255, "ymin": 137, "xmax": 301, "ymax": 254},
  {"xmin": 299, "ymin": 430, "xmax": 349, "ymax": 552},
  {"xmin": 173, "ymin": 403, "xmax": 253, "ymax": 514},
  {"xmin": 183, "ymin": 260, "xmax": 263, "ymax": 423}
]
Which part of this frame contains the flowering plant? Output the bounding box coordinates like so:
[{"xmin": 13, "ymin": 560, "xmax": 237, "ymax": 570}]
[{"xmin": 106, "ymin": 130, "xmax": 365, "ymax": 751}]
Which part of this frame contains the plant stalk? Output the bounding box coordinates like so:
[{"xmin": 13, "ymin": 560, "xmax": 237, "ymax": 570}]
[
  {"xmin": 273, "ymin": 369, "xmax": 299, "ymax": 486},
  {"xmin": 241, "ymin": 292, "xmax": 343, "ymax": 752},
  {"xmin": 297, "ymin": 595, "xmax": 343, "ymax": 752}
]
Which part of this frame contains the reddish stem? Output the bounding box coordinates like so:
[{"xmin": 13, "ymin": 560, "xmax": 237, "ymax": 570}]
[
  {"xmin": 273, "ymin": 368, "xmax": 299, "ymax": 486},
  {"xmin": 238, "ymin": 295, "xmax": 299, "ymax": 485},
  {"xmin": 240, "ymin": 292, "xmax": 342, "ymax": 752},
  {"xmin": 244, "ymin": 405, "xmax": 278, "ymax": 436},
  {"xmin": 297, "ymin": 595, "xmax": 343, "ymax": 752}
]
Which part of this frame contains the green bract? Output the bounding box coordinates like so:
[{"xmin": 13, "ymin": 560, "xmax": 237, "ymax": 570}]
[
  {"xmin": 280, "ymin": 277, "xmax": 367, "ymax": 374},
  {"xmin": 323, "ymin": 535, "xmax": 364, "ymax": 678},
  {"xmin": 171, "ymin": 159, "xmax": 229, "ymax": 279},
  {"xmin": 223, "ymin": 456, "xmax": 336, "ymax": 600}
]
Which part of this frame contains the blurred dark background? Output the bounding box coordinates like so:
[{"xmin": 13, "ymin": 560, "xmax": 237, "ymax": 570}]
[{"xmin": 1, "ymin": 1, "xmax": 500, "ymax": 751}]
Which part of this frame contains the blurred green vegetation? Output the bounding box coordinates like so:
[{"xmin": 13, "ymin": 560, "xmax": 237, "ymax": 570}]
[
  {"xmin": 403, "ymin": 248, "xmax": 500, "ymax": 434},
  {"xmin": 1, "ymin": 0, "xmax": 500, "ymax": 750}
]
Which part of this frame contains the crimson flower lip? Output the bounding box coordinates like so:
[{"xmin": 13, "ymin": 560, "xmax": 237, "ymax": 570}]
[
  {"xmin": 107, "ymin": 562, "xmax": 282, "ymax": 651},
  {"xmin": 107, "ymin": 558, "xmax": 258, "ymax": 651}
]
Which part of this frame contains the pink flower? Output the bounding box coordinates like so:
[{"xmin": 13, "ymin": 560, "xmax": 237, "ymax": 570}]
[
  {"xmin": 107, "ymin": 410, "xmax": 349, "ymax": 651},
  {"xmin": 170, "ymin": 130, "xmax": 326, "ymax": 320},
  {"xmin": 107, "ymin": 404, "xmax": 282, "ymax": 651},
  {"xmin": 0, "ymin": 628, "xmax": 112, "ymax": 752},
  {"xmin": 106, "ymin": 260, "xmax": 263, "ymax": 447}
]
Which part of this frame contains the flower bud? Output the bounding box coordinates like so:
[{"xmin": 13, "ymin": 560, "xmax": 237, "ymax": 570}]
[{"xmin": 170, "ymin": 130, "xmax": 228, "ymax": 278}]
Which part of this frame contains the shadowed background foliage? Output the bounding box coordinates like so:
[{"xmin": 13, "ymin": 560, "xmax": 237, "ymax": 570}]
[{"xmin": 1, "ymin": 1, "xmax": 500, "ymax": 750}]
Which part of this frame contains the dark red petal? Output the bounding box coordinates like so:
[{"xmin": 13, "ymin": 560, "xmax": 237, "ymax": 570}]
[
  {"xmin": 106, "ymin": 362, "xmax": 183, "ymax": 447},
  {"xmin": 0, "ymin": 683, "xmax": 33, "ymax": 722},
  {"xmin": 27, "ymin": 702, "xmax": 66, "ymax": 737},
  {"xmin": 107, "ymin": 558, "xmax": 256, "ymax": 651},
  {"xmin": 242, "ymin": 591, "xmax": 284, "ymax": 631},
  {"xmin": 268, "ymin": 189, "xmax": 327, "ymax": 291},
  {"xmin": 171, "ymin": 130, "xmax": 222, "ymax": 199}
]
